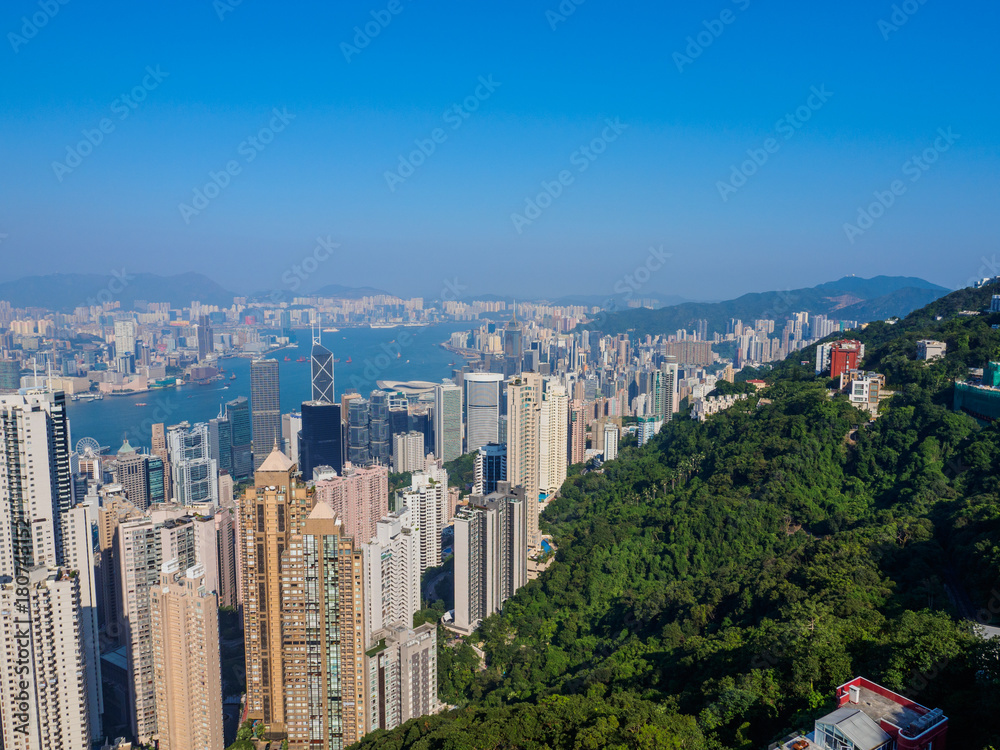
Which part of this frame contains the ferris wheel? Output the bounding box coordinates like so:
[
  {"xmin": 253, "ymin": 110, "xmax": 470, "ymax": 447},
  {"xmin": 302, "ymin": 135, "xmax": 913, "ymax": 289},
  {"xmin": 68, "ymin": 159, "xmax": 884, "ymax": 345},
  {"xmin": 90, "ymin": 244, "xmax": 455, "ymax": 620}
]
[{"xmin": 75, "ymin": 437, "xmax": 103, "ymax": 458}]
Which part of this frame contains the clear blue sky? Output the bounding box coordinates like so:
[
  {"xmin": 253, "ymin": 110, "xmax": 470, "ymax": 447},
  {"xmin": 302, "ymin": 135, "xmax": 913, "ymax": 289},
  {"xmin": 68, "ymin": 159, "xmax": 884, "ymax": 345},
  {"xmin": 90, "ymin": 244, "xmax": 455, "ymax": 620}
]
[{"xmin": 2, "ymin": 0, "xmax": 997, "ymax": 301}]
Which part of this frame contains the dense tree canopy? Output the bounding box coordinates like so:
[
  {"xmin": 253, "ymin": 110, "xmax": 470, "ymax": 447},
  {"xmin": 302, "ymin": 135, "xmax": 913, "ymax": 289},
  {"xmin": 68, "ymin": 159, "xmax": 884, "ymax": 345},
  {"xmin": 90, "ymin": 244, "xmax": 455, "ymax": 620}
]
[{"xmin": 350, "ymin": 283, "xmax": 1000, "ymax": 750}]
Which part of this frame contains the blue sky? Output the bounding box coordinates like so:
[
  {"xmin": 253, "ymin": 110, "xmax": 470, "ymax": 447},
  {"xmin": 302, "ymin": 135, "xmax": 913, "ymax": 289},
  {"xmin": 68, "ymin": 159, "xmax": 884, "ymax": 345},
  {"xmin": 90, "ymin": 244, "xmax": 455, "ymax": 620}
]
[{"xmin": 1, "ymin": 0, "xmax": 998, "ymax": 301}]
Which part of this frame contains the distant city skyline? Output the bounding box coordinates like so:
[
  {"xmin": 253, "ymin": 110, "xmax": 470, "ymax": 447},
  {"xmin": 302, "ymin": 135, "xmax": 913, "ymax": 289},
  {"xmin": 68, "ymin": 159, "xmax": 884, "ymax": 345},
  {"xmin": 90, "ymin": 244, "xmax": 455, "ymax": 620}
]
[{"xmin": 2, "ymin": 3, "xmax": 998, "ymax": 300}]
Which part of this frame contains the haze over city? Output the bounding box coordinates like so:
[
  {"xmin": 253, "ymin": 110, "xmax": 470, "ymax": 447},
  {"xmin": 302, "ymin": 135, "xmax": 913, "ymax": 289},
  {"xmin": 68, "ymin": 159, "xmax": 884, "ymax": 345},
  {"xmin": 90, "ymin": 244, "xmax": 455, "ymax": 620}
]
[
  {"xmin": 3, "ymin": 1, "xmax": 999, "ymax": 299},
  {"xmin": 3, "ymin": 3, "xmax": 1000, "ymax": 750}
]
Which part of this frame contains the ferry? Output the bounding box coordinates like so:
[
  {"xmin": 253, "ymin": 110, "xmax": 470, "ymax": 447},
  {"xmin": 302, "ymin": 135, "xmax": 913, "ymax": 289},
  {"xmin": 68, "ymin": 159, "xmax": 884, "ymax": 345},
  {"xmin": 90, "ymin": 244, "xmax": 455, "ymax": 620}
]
[{"xmin": 135, "ymin": 403, "xmax": 147, "ymax": 407}]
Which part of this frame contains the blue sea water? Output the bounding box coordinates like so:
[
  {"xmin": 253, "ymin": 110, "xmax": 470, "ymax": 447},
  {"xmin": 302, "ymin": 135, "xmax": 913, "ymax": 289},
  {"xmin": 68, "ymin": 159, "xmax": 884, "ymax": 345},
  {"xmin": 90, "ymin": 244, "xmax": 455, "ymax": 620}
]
[{"xmin": 66, "ymin": 322, "xmax": 472, "ymax": 452}]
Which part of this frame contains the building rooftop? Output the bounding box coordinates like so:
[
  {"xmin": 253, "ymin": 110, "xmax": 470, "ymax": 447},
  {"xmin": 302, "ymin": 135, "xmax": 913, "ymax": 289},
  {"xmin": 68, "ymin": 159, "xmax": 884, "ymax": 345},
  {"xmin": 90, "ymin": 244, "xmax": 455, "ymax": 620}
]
[
  {"xmin": 849, "ymin": 685, "xmax": 922, "ymax": 729},
  {"xmin": 817, "ymin": 708, "xmax": 890, "ymax": 750},
  {"xmin": 257, "ymin": 446, "xmax": 294, "ymax": 473}
]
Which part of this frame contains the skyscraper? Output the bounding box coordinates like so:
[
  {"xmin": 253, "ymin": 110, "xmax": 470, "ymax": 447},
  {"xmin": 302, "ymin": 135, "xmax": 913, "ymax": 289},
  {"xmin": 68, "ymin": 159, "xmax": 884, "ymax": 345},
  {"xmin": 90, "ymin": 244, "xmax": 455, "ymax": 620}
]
[
  {"xmin": 657, "ymin": 358, "xmax": 679, "ymax": 421},
  {"xmin": 392, "ymin": 431, "xmax": 425, "ymax": 473},
  {"xmin": 239, "ymin": 447, "xmax": 367, "ymax": 748},
  {"xmin": 118, "ymin": 514, "xmax": 205, "ymax": 742},
  {"xmin": 311, "ymin": 330, "xmax": 335, "ymax": 403},
  {"xmin": 538, "ymin": 382, "xmax": 568, "ymax": 497},
  {"xmin": 369, "ymin": 390, "xmax": 391, "ymax": 465},
  {"xmin": 284, "ymin": 502, "xmax": 367, "ymax": 747},
  {"xmin": 115, "ymin": 318, "xmax": 137, "ymax": 374},
  {"xmin": 365, "ymin": 622, "xmax": 439, "ymax": 734},
  {"xmin": 603, "ymin": 423, "xmax": 619, "ymax": 461},
  {"xmin": 473, "ymin": 443, "xmax": 507, "ymax": 496},
  {"xmin": 209, "ymin": 408, "xmax": 234, "ymax": 476},
  {"xmin": 196, "ymin": 314, "xmax": 214, "ymax": 362},
  {"xmin": 313, "ymin": 462, "xmax": 389, "ymax": 544},
  {"xmin": 398, "ymin": 466, "xmax": 448, "ymax": 574},
  {"xmin": 115, "ymin": 439, "xmax": 151, "ymax": 511},
  {"xmin": 463, "ymin": 372, "xmax": 503, "ymax": 453},
  {"xmin": 362, "ymin": 508, "xmax": 420, "ymax": 644},
  {"xmin": 150, "ymin": 560, "xmax": 224, "ymax": 750},
  {"xmin": 568, "ymin": 398, "xmax": 586, "ymax": 465},
  {"xmin": 434, "ymin": 380, "xmax": 462, "ymax": 462},
  {"xmin": 166, "ymin": 421, "xmax": 219, "ymax": 506},
  {"xmin": 239, "ymin": 448, "xmax": 307, "ymax": 737},
  {"xmin": 0, "ymin": 567, "xmax": 95, "ymax": 750},
  {"xmin": 0, "ymin": 390, "xmax": 73, "ymax": 577},
  {"xmin": 453, "ymin": 483, "xmax": 528, "ymax": 634},
  {"xmin": 506, "ymin": 373, "xmax": 541, "ymax": 548},
  {"xmin": 503, "ymin": 304, "xmax": 523, "ymax": 376},
  {"xmin": 282, "ymin": 411, "xmax": 302, "ymax": 466},
  {"xmin": 226, "ymin": 397, "xmax": 253, "ymax": 480},
  {"xmin": 151, "ymin": 422, "xmax": 172, "ymax": 502},
  {"xmin": 348, "ymin": 397, "xmax": 371, "ymax": 466},
  {"xmin": 299, "ymin": 401, "xmax": 343, "ymax": 479},
  {"xmin": 63, "ymin": 502, "xmax": 104, "ymax": 742},
  {"xmin": 250, "ymin": 358, "xmax": 281, "ymax": 471}
]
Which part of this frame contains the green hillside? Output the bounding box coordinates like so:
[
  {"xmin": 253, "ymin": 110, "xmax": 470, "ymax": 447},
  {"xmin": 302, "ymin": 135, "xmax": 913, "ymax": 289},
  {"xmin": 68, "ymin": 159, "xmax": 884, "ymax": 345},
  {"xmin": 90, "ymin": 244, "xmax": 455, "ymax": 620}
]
[
  {"xmin": 585, "ymin": 275, "xmax": 949, "ymax": 339},
  {"xmin": 351, "ymin": 282, "xmax": 1000, "ymax": 750}
]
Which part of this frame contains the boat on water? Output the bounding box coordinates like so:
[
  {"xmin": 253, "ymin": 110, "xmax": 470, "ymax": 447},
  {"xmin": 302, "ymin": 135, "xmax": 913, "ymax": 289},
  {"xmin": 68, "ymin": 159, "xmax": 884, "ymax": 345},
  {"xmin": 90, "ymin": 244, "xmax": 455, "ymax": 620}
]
[
  {"xmin": 284, "ymin": 356, "xmax": 291, "ymax": 362},
  {"xmin": 230, "ymin": 373, "xmax": 236, "ymax": 380},
  {"xmin": 346, "ymin": 356, "xmax": 352, "ymax": 364},
  {"xmin": 296, "ymin": 357, "xmax": 308, "ymax": 363},
  {"xmin": 135, "ymin": 403, "xmax": 147, "ymax": 407}
]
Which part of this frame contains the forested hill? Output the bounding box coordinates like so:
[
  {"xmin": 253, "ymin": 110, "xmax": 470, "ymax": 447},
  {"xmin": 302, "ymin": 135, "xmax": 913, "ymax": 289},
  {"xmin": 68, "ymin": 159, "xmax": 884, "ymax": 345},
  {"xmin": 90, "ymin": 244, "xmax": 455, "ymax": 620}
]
[
  {"xmin": 352, "ymin": 284, "xmax": 1000, "ymax": 750},
  {"xmin": 584, "ymin": 275, "xmax": 948, "ymax": 339}
]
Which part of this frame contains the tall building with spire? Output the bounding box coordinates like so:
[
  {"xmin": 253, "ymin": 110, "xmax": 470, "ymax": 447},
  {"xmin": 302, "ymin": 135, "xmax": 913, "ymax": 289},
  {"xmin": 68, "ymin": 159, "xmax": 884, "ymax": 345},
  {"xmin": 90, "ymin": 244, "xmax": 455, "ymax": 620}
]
[
  {"xmin": 311, "ymin": 327, "xmax": 335, "ymax": 404},
  {"xmin": 239, "ymin": 446, "xmax": 367, "ymax": 749},
  {"xmin": 250, "ymin": 358, "xmax": 281, "ymax": 471}
]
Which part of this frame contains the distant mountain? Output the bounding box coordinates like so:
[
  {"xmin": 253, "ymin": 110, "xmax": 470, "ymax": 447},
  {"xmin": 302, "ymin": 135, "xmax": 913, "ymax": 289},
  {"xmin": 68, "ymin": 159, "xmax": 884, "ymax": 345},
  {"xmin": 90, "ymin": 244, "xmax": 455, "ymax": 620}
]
[
  {"xmin": 0, "ymin": 272, "xmax": 235, "ymax": 311},
  {"xmin": 586, "ymin": 275, "xmax": 950, "ymax": 337},
  {"xmin": 549, "ymin": 292, "xmax": 694, "ymax": 308},
  {"xmin": 310, "ymin": 284, "xmax": 391, "ymax": 299}
]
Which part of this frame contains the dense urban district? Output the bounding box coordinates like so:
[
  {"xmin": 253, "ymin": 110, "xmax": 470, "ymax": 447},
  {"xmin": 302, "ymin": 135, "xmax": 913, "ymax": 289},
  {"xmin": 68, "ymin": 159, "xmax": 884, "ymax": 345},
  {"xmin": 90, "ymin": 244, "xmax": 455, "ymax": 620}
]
[{"xmin": 1, "ymin": 274, "xmax": 999, "ymax": 750}]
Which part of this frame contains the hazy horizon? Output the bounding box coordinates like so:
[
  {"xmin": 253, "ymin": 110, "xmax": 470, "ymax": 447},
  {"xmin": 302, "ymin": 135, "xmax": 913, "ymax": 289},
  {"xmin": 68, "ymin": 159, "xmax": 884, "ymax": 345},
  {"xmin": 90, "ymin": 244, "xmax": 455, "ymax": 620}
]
[{"xmin": 3, "ymin": 1, "xmax": 997, "ymax": 300}]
